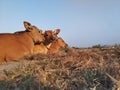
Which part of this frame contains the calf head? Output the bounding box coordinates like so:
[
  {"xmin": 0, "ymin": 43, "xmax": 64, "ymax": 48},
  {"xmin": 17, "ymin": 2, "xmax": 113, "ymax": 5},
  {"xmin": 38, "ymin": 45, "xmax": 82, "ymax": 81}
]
[
  {"xmin": 56, "ymin": 37, "xmax": 68, "ymax": 48},
  {"xmin": 44, "ymin": 29, "xmax": 60, "ymax": 45},
  {"xmin": 47, "ymin": 37, "xmax": 68, "ymax": 54},
  {"xmin": 24, "ymin": 21, "xmax": 45, "ymax": 43}
]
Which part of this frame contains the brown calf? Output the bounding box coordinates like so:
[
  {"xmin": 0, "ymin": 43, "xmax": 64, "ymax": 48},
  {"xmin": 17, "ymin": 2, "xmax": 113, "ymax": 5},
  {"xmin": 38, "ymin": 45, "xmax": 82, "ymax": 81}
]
[
  {"xmin": 0, "ymin": 21, "xmax": 45, "ymax": 62},
  {"xmin": 33, "ymin": 37, "xmax": 68, "ymax": 54},
  {"xmin": 44, "ymin": 29, "xmax": 60, "ymax": 46},
  {"xmin": 47, "ymin": 37, "xmax": 68, "ymax": 54},
  {"xmin": 33, "ymin": 29, "xmax": 60, "ymax": 54},
  {"xmin": 43, "ymin": 29, "xmax": 68, "ymax": 54}
]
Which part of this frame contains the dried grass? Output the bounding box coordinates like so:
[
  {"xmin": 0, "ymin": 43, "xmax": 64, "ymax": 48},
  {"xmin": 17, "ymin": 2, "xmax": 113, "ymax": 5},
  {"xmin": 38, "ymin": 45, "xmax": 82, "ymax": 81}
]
[{"xmin": 0, "ymin": 46, "xmax": 120, "ymax": 90}]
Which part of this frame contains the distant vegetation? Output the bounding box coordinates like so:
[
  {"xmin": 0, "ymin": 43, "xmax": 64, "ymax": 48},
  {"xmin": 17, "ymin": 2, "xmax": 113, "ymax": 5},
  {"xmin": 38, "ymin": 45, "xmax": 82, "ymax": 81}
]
[
  {"xmin": 92, "ymin": 44, "xmax": 103, "ymax": 48},
  {"xmin": 0, "ymin": 46, "xmax": 120, "ymax": 90},
  {"xmin": 72, "ymin": 44, "xmax": 120, "ymax": 49},
  {"xmin": 92, "ymin": 44, "xmax": 120, "ymax": 48}
]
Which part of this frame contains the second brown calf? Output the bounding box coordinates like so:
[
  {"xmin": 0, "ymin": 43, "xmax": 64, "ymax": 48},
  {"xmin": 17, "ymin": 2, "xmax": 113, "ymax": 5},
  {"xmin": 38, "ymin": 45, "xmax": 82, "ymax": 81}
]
[
  {"xmin": 33, "ymin": 37, "xmax": 68, "ymax": 54},
  {"xmin": 33, "ymin": 29, "xmax": 68, "ymax": 54},
  {"xmin": 47, "ymin": 37, "xmax": 68, "ymax": 54}
]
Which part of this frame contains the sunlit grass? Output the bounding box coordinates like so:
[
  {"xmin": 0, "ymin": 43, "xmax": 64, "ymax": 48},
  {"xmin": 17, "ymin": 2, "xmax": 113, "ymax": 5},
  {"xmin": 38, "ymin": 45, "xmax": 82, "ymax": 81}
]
[{"xmin": 0, "ymin": 46, "xmax": 120, "ymax": 90}]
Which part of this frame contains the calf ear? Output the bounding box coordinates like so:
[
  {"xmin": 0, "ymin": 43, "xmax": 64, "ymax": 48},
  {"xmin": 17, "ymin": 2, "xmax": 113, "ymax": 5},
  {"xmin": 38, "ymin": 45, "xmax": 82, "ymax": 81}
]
[
  {"xmin": 53, "ymin": 29, "xmax": 60, "ymax": 35},
  {"xmin": 23, "ymin": 21, "xmax": 32, "ymax": 31}
]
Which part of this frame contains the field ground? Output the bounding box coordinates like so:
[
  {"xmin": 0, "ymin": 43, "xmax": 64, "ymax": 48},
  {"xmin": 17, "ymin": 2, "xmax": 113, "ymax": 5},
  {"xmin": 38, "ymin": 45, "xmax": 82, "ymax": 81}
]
[{"xmin": 0, "ymin": 46, "xmax": 120, "ymax": 90}]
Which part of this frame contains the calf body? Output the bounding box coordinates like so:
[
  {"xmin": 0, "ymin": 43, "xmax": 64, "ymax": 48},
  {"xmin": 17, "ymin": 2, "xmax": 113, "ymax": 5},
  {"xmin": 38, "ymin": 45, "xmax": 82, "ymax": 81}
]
[
  {"xmin": 33, "ymin": 43, "xmax": 48, "ymax": 54},
  {"xmin": 0, "ymin": 21, "xmax": 44, "ymax": 62}
]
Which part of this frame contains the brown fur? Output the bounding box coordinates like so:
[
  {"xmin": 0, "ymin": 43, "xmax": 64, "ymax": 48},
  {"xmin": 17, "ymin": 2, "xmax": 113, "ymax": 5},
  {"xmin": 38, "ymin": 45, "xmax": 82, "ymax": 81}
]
[
  {"xmin": 33, "ymin": 29, "xmax": 68, "ymax": 54},
  {"xmin": 33, "ymin": 29, "xmax": 60, "ymax": 54},
  {"xmin": 33, "ymin": 43, "xmax": 48, "ymax": 54},
  {"xmin": 47, "ymin": 37, "xmax": 68, "ymax": 54},
  {"xmin": 33, "ymin": 37, "xmax": 68, "ymax": 54},
  {"xmin": 0, "ymin": 21, "xmax": 45, "ymax": 62},
  {"xmin": 44, "ymin": 29, "xmax": 60, "ymax": 45}
]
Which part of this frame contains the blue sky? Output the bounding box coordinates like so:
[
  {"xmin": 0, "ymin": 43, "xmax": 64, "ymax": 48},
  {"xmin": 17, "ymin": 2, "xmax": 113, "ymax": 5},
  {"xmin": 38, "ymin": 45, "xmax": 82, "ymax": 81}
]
[{"xmin": 0, "ymin": 0, "xmax": 120, "ymax": 47}]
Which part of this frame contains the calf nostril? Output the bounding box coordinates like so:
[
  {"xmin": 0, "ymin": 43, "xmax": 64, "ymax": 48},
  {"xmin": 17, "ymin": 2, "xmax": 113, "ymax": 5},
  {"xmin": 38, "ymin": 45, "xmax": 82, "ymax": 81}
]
[{"xmin": 51, "ymin": 37, "xmax": 55, "ymax": 41}]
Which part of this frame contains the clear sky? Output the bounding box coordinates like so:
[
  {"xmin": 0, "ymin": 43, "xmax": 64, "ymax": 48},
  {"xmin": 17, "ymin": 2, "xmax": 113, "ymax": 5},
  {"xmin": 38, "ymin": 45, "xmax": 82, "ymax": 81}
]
[{"xmin": 0, "ymin": 0, "xmax": 120, "ymax": 47}]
